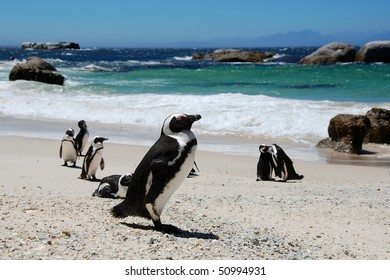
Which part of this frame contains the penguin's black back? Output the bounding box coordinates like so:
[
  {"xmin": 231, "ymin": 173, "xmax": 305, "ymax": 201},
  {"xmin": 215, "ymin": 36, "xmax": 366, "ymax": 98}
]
[
  {"xmin": 75, "ymin": 128, "xmax": 87, "ymax": 151},
  {"xmin": 257, "ymin": 152, "xmax": 273, "ymax": 180},
  {"xmin": 111, "ymin": 134, "xmax": 181, "ymax": 219}
]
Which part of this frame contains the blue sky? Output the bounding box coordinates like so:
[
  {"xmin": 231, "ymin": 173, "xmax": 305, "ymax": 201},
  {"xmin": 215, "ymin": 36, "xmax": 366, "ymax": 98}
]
[{"xmin": 1, "ymin": 0, "xmax": 389, "ymax": 47}]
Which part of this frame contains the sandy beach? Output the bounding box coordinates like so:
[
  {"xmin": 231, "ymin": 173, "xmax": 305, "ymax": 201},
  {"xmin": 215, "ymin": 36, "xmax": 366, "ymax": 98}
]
[{"xmin": 0, "ymin": 133, "xmax": 389, "ymax": 260}]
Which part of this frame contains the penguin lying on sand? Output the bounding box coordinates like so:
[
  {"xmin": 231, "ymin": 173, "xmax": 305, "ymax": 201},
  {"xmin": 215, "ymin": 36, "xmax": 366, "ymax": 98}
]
[
  {"xmin": 92, "ymin": 173, "xmax": 132, "ymax": 198},
  {"xmin": 59, "ymin": 128, "xmax": 77, "ymax": 167},
  {"xmin": 75, "ymin": 120, "xmax": 89, "ymax": 156},
  {"xmin": 79, "ymin": 136, "xmax": 108, "ymax": 181},
  {"xmin": 256, "ymin": 144, "xmax": 275, "ymax": 181},
  {"xmin": 111, "ymin": 113, "xmax": 201, "ymax": 234},
  {"xmin": 270, "ymin": 144, "xmax": 304, "ymax": 182}
]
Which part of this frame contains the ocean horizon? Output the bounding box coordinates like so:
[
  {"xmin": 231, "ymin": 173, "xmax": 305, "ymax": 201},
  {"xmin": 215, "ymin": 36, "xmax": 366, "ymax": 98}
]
[{"xmin": 1, "ymin": 47, "xmax": 389, "ymax": 165}]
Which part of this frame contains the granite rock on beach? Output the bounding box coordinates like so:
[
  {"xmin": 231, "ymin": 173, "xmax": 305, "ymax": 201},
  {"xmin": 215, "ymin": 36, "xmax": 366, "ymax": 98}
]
[
  {"xmin": 8, "ymin": 56, "xmax": 65, "ymax": 85},
  {"xmin": 0, "ymin": 136, "xmax": 389, "ymax": 260}
]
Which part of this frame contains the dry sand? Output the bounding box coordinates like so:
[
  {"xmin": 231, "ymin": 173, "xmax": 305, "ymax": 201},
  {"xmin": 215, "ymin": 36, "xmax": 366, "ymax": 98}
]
[{"xmin": 0, "ymin": 136, "xmax": 389, "ymax": 260}]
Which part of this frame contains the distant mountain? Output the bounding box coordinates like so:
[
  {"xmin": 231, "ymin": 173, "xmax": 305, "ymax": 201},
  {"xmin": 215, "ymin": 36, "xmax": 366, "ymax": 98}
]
[
  {"xmin": 169, "ymin": 29, "xmax": 390, "ymax": 48},
  {"xmin": 249, "ymin": 30, "xmax": 336, "ymax": 47}
]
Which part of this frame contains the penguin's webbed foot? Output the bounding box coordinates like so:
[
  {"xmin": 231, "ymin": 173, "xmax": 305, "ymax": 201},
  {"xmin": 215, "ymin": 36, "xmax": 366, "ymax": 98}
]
[
  {"xmin": 289, "ymin": 174, "xmax": 304, "ymax": 180},
  {"xmin": 62, "ymin": 162, "xmax": 68, "ymax": 167},
  {"xmin": 88, "ymin": 176, "xmax": 101, "ymax": 182}
]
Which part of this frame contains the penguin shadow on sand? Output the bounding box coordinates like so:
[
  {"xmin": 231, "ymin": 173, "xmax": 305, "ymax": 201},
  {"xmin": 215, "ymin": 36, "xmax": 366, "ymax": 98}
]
[
  {"xmin": 256, "ymin": 144, "xmax": 304, "ymax": 183},
  {"xmin": 120, "ymin": 222, "xmax": 219, "ymax": 240}
]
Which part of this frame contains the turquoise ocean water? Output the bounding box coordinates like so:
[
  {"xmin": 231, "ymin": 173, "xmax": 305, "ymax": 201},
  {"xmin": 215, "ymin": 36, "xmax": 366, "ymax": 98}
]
[{"xmin": 1, "ymin": 47, "xmax": 389, "ymax": 163}]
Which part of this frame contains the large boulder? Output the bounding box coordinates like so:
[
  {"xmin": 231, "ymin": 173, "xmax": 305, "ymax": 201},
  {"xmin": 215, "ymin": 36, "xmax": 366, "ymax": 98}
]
[
  {"xmin": 364, "ymin": 108, "xmax": 390, "ymax": 144},
  {"xmin": 355, "ymin": 41, "xmax": 390, "ymax": 63},
  {"xmin": 193, "ymin": 49, "xmax": 274, "ymax": 63},
  {"xmin": 9, "ymin": 56, "xmax": 65, "ymax": 85},
  {"xmin": 21, "ymin": 42, "xmax": 80, "ymax": 50},
  {"xmin": 299, "ymin": 42, "xmax": 356, "ymax": 65},
  {"xmin": 316, "ymin": 114, "xmax": 371, "ymax": 154}
]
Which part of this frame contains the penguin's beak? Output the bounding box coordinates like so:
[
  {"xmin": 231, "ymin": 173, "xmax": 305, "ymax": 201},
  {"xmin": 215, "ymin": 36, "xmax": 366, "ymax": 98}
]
[{"xmin": 94, "ymin": 137, "xmax": 108, "ymax": 143}]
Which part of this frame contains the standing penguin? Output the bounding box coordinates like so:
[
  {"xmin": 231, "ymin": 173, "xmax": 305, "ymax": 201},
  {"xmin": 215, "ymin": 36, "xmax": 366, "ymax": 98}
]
[
  {"xmin": 111, "ymin": 113, "xmax": 201, "ymax": 233},
  {"xmin": 75, "ymin": 120, "xmax": 89, "ymax": 156},
  {"xmin": 270, "ymin": 144, "xmax": 304, "ymax": 181},
  {"xmin": 79, "ymin": 136, "xmax": 108, "ymax": 181},
  {"xmin": 59, "ymin": 128, "xmax": 77, "ymax": 167},
  {"xmin": 256, "ymin": 144, "xmax": 275, "ymax": 181}
]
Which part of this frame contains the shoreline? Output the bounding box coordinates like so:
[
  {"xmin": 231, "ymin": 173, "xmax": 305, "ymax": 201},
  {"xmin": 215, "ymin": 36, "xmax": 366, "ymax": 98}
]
[
  {"xmin": 0, "ymin": 135, "xmax": 389, "ymax": 259},
  {"xmin": 1, "ymin": 115, "xmax": 389, "ymax": 168}
]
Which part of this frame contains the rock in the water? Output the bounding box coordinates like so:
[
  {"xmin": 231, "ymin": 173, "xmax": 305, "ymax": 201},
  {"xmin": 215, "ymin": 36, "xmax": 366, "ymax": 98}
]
[
  {"xmin": 193, "ymin": 49, "xmax": 274, "ymax": 63},
  {"xmin": 9, "ymin": 56, "xmax": 65, "ymax": 85},
  {"xmin": 299, "ymin": 42, "xmax": 356, "ymax": 65},
  {"xmin": 364, "ymin": 108, "xmax": 390, "ymax": 144},
  {"xmin": 21, "ymin": 42, "xmax": 80, "ymax": 50},
  {"xmin": 355, "ymin": 41, "xmax": 390, "ymax": 63}
]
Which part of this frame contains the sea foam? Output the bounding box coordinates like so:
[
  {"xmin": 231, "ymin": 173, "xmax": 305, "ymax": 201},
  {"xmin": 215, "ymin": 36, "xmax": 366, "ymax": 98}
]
[{"xmin": 0, "ymin": 79, "xmax": 379, "ymax": 146}]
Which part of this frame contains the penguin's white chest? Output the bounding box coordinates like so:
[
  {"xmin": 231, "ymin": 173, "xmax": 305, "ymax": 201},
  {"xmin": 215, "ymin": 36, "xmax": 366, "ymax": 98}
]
[
  {"xmin": 81, "ymin": 133, "xmax": 89, "ymax": 151},
  {"xmin": 154, "ymin": 145, "xmax": 196, "ymax": 217},
  {"xmin": 62, "ymin": 139, "xmax": 77, "ymax": 162},
  {"xmin": 88, "ymin": 149, "xmax": 103, "ymax": 176}
]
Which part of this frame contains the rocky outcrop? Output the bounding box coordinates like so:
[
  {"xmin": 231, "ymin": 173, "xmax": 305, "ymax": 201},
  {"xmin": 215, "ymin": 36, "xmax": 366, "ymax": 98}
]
[
  {"xmin": 316, "ymin": 114, "xmax": 371, "ymax": 154},
  {"xmin": 192, "ymin": 49, "xmax": 274, "ymax": 63},
  {"xmin": 21, "ymin": 42, "xmax": 80, "ymax": 50},
  {"xmin": 9, "ymin": 56, "xmax": 65, "ymax": 85},
  {"xmin": 299, "ymin": 42, "xmax": 356, "ymax": 65},
  {"xmin": 355, "ymin": 41, "xmax": 390, "ymax": 63},
  {"xmin": 364, "ymin": 108, "xmax": 390, "ymax": 144}
]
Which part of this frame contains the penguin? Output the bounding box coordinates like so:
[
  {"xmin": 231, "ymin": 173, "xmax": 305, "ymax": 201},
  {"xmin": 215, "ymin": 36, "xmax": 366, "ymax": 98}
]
[
  {"xmin": 79, "ymin": 136, "xmax": 108, "ymax": 181},
  {"xmin": 256, "ymin": 144, "xmax": 275, "ymax": 181},
  {"xmin": 111, "ymin": 113, "xmax": 201, "ymax": 234},
  {"xmin": 270, "ymin": 144, "xmax": 304, "ymax": 181},
  {"xmin": 92, "ymin": 173, "xmax": 132, "ymax": 198},
  {"xmin": 59, "ymin": 128, "xmax": 77, "ymax": 167},
  {"xmin": 75, "ymin": 120, "xmax": 89, "ymax": 156}
]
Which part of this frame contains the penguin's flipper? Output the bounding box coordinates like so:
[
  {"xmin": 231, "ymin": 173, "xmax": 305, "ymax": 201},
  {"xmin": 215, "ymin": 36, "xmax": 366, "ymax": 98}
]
[
  {"xmin": 59, "ymin": 145, "xmax": 62, "ymax": 158},
  {"xmin": 144, "ymin": 157, "xmax": 169, "ymax": 204},
  {"xmin": 100, "ymin": 157, "xmax": 105, "ymax": 170}
]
